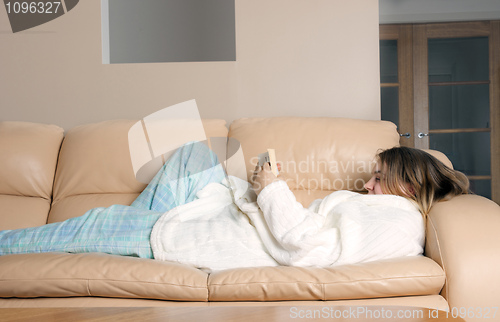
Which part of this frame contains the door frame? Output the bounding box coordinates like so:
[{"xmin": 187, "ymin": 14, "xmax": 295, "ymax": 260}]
[{"xmin": 380, "ymin": 24, "xmax": 414, "ymax": 148}]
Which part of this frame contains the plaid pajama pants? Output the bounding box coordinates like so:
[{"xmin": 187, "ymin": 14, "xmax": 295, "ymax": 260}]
[{"xmin": 0, "ymin": 142, "xmax": 225, "ymax": 258}]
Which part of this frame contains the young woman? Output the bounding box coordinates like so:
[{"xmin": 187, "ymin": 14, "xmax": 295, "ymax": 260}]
[
  {"xmin": 0, "ymin": 144, "xmax": 469, "ymax": 270},
  {"xmin": 364, "ymin": 147, "xmax": 470, "ymax": 218},
  {"xmin": 254, "ymin": 146, "xmax": 470, "ymax": 217},
  {"xmin": 248, "ymin": 146, "xmax": 470, "ymax": 267}
]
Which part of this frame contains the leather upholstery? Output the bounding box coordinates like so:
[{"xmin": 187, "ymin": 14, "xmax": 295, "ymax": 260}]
[
  {"xmin": 2, "ymin": 118, "xmax": 498, "ymax": 312},
  {"xmin": 422, "ymin": 149, "xmax": 454, "ymax": 169},
  {"xmin": 0, "ymin": 122, "xmax": 63, "ymax": 230},
  {"xmin": 227, "ymin": 117, "xmax": 400, "ymax": 206},
  {"xmin": 208, "ymin": 257, "xmax": 444, "ymax": 301},
  {"xmin": 0, "ymin": 253, "xmax": 444, "ymax": 303},
  {"xmin": 0, "ymin": 253, "xmax": 208, "ymax": 301},
  {"xmin": 0, "ymin": 196, "xmax": 51, "ymax": 231},
  {"xmin": 425, "ymin": 194, "xmax": 500, "ymax": 317},
  {"xmin": 48, "ymin": 119, "xmax": 228, "ymax": 223}
]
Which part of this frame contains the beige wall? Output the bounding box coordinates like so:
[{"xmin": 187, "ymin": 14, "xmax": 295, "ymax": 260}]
[{"xmin": 0, "ymin": 0, "xmax": 380, "ymax": 130}]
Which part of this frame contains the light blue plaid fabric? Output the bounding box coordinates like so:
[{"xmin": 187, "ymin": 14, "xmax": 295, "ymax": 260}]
[
  {"xmin": 0, "ymin": 142, "xmax": 225, "ymax": 258},
  {"xmin": 0, "ymin": 206, "xmax": 163, "ymax": 258},
  {"xmin": 131, "ymin": 141, "xmax": 226, "ymax": 212}
]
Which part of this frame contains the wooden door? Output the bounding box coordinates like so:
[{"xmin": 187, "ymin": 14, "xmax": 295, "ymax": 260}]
[{"xmin": 379, "ymin": 21, "xmax": 500, "ymax": 203}]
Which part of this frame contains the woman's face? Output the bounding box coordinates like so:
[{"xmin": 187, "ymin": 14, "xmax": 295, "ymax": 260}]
[{"xmin": 365, "ymin": 162, "xmax": 385, "ymax": 195}]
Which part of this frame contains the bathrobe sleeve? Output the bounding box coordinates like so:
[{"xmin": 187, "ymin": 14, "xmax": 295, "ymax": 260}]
[{"xmin": 255, "ymin": 180, "xmax": 425, "ymax": 267}]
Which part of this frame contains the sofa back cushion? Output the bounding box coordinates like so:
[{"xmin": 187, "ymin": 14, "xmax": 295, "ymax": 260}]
[
  {"xmin": 48, "ymin": 119, "xmax": 228, "ymax": 223},
  {"xmin": 0, "ymin": 122, "xmax": 64, "ymax": 230},
  {"xmin": 227, "ymin": 117, "xmax": 400, "ymax": 206}
]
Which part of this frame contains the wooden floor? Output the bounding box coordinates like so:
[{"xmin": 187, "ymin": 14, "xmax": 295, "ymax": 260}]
[{"xmin": 0, "ymin": 306, "xmax": 466, "ymax": 322}]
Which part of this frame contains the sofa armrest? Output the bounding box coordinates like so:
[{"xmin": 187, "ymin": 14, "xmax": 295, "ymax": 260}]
[{"xmin": 425, "ymin": 194, "xmax": 500, "ymax": 319}]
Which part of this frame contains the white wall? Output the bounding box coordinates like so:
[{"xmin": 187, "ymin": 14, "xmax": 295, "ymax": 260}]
[
  {"xmin": 0, "ymin": 0, "xmax": 380, "ymax": 130},
  {"xmin": 380, "ymin": 0, "xmax": 500, "ymax": 24}
]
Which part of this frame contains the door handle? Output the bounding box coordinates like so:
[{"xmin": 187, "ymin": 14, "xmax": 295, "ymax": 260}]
[
  {"xmin": 418, "ymin": 132, "xmax": 429, "ymax": 139},
  {"xmin": 399, "ymin": 132, "xmax": 411, "ymax": 139}
]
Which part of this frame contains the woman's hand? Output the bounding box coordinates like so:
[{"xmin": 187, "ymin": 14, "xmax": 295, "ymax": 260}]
[{"xmin": 251, "ymin": 162, "xmax": 283, "ymax": 196}]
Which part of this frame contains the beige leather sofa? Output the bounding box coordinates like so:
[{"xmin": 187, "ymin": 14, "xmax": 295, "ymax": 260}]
[{"xmin": 1, "ymin": 118, "xmax": 499, "ymax": 318}]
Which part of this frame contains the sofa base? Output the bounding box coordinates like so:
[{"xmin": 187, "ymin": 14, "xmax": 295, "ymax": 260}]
[{"xmin": 0, "ymin": 295, "xmax": 448, "ymax": 311}]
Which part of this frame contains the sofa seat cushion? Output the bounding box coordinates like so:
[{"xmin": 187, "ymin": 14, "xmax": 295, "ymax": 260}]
[
  {"xmin": 0, "ymin": 253, "xmax": 208, "ymax": 301},
  {"xmin": 208, "ymin": 256, "xmax": 445, "ymax": 301}
]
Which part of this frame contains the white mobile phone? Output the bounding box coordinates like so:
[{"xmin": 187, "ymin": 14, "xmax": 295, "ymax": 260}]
[{"xmin": 258, "ymin": 149, "xmax": 279, "ymax": 176}]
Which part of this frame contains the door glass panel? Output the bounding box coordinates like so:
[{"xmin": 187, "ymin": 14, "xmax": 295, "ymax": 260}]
[
  {"xmin": 381, "ymin": 87, "xmax": 399, "ymax": 128},
  {"xmin": 428, "ymin": 37, "xmax": 489, "ymax": 82},
  {"xmin": 380, "ymin": 40, "xmax": 398, "ymax": 83},
  {"xmin": 470, "ymin": 180, "xmax": 492, "ymax": 200},
  {"xmin": 427, "ymin": 35, "xmax": 492, "ymax": 200},
  {"xmin": 430, "ymin": 132, "xmax": 491, "ymax": 176},
  {"xmin": 429, "ymin": 84, "xmax": 490, "ymax": 130}
]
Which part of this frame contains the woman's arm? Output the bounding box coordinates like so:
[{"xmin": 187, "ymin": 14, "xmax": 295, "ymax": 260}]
[
  {"xmin": 251, "ymin": 164, "xmax": 423, "ymax": 267},
  {"xmin": 252, "ymin": 165, "xmax": 341, "ymax": 266},
  {"xmin": 251, "ymin": 162, "xmax": 283, "ymax": 195}
]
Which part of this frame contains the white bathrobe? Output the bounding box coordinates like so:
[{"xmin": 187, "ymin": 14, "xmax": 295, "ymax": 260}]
[{"xmin": 150, "ymin": 177, "xmax": 425, "ymax": 271}]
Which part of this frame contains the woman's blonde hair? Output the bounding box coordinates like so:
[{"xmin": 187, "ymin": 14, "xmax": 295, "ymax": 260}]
[{"xmin": 376, "ymin": 146, "xmax": 470, "ymax": 217}]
